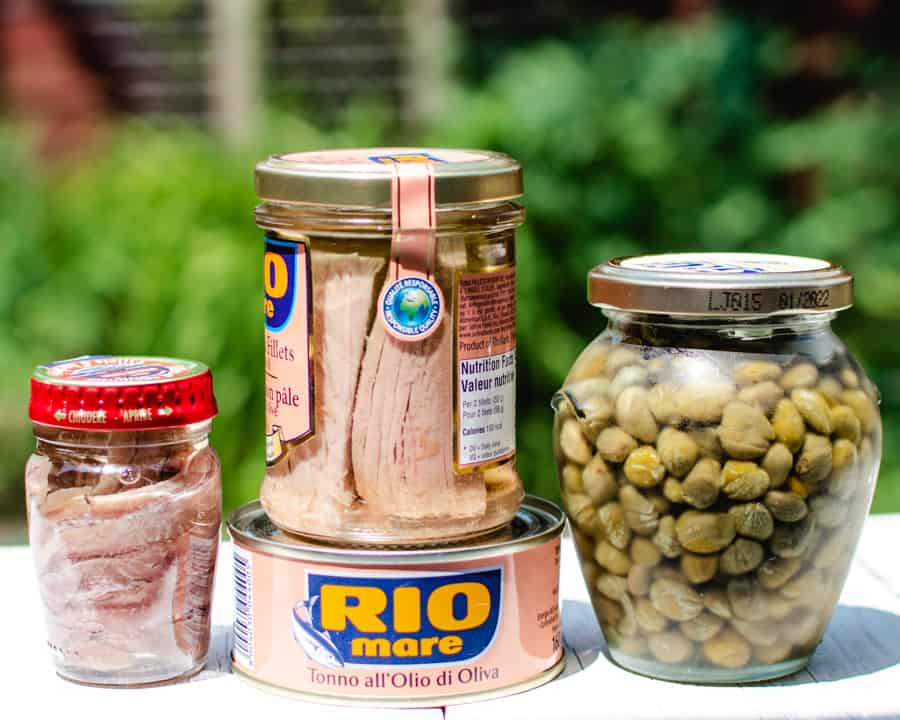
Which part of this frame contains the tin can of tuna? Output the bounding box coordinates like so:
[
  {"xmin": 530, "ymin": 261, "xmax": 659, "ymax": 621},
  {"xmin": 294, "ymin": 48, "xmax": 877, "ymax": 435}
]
[{"xmin": 227, "ymin": 496, "xmax": 565, "ymax": 706}]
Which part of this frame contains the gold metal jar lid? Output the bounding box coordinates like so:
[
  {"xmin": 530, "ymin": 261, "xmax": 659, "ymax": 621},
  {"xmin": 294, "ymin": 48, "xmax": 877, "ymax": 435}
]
[
  {"xmin": 255, "ymin": 148, "xmax": 523, "ymax": 207},
  {"xmin": 589, "ymin": 253, "xmax": 854, "ymax": 316}
]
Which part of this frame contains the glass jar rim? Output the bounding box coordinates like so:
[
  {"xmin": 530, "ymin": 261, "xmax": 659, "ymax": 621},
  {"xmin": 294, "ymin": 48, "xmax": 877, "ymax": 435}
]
[{"xmin": 589, "ymin": 253, "xmax": 853, "ymax": 317}]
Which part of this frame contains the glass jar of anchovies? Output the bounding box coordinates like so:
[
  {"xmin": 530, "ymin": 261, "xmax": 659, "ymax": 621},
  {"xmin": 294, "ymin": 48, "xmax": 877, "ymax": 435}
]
[
  {"xmin": 26, "ymin": 356, "xmax": 221, "ymax": 686},
  {"xmin": 255, "ymin": 149, "xmax": 524, "ymax": 545},
  {"xmin": 553, "ymin": 253, "xmax": 881, "ymax": 683}
]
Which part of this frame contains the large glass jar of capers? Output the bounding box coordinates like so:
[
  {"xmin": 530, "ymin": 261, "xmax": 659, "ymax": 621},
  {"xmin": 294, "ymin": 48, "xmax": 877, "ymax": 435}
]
[{"xmin": 553, "ymin": 253, "xmax": 881, "ymax": 683}]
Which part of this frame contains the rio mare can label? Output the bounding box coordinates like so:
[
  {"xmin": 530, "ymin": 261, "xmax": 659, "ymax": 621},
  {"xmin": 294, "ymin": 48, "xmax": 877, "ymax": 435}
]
[
  {"xmin": 228, "ymin": 500, "xmax": 564, "ymax": 706},
  {"xmin": 264, "ymin": 236, "xmax": 314, "ymax": 465}
]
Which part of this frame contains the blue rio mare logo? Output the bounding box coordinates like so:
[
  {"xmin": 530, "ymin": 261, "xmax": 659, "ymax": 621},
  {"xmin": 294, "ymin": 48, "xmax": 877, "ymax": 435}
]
[
  {"xmin": 264, "ymin": 237, "xmax": 299, "ymax": 332},
  {"xmin": 380, "ymin": 276, "xmax": 443, "ymax": 339},
  {"xmin": 293, "ymin": 569, "xmax": 502, "ymax": 667}
]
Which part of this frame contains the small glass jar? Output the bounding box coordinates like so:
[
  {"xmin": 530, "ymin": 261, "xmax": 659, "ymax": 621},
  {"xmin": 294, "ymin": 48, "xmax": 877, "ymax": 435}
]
[
  {"xmin": 26, "ymin": 356, "xmax": 221, "ymax": 686},
  {"xmin": 553, "ymin": 254, "xmax": 881, "ymax": 683},
  {"xmin": 255, "ymin": 148, "xmax": 525, "ymax": 545}
]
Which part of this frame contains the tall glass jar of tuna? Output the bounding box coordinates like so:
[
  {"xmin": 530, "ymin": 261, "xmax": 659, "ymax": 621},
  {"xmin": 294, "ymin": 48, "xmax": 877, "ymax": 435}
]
[
  {"xmin": 553, "ymin": 254, "xmax": 881, "ymax": 683},
  {"xmin": 255, "ymin": 149, "xmax": 525, "ymax": 545}
]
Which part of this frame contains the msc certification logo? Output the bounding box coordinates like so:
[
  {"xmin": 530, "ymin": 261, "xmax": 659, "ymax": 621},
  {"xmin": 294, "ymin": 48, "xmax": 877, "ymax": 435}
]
[
  {"xmin": 379, "ymin": 276, "xmax": 443, "ymax": 341},
  {"xmin": 292, "ymin": 569, "xmax": 502, "ymax": 667}
]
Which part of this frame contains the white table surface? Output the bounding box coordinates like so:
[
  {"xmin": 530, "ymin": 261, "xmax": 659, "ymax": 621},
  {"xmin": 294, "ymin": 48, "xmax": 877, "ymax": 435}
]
[{"xmin": 5, "ymin": 514, "xmax": 900, "ymax": 720}]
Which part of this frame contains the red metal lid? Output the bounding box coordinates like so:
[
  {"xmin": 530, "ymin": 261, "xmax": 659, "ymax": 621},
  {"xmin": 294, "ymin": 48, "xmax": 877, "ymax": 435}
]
[{"xmin": 29, "ymin": 355, "xmax": 217, "ymax": 431}]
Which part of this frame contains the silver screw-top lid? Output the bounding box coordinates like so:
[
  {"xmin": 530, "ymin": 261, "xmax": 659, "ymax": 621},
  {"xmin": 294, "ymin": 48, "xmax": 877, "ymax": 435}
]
[
  {"xmin": 255, "ymin": 147, "xmax": 522, "ymax": 207},
  {"xmin": 589, "ymin": 253, "xmax": 853, "ymax": 316}
]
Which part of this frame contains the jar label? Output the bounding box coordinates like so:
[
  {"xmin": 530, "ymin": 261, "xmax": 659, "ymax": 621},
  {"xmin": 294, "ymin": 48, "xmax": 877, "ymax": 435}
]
[
  {"xmin": 264, "ymin": 235, "xmax": 314, "ymax": 465},
  {"xmin": 455, "ymin": 267, "xmax": 516, "ymax": 469}
]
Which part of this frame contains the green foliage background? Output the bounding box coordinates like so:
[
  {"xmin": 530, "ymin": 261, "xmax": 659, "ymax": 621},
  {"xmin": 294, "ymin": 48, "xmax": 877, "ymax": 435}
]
[{"xmin": 4, "ymin": 16, "xmax": 900, "ymax": 523}]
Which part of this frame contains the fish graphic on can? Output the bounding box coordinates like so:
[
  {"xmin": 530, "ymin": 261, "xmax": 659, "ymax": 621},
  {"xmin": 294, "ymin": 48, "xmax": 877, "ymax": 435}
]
[{"xmin": 291, "ymin": 596, "xmax": 345, "ymax": 668}]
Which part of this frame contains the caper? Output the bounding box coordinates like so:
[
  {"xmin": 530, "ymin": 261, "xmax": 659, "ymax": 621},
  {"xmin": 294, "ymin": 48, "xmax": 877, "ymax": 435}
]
[
  {"xmin": 791, "ymin": 388, "xmax": 832, "ymax": 435},
  {"xmin": 831, "ymin": 438, "xmax": 858, "ymax": 471},
  {"xmin": 689, "ymin": 427, "xmax": 725, "ymax": 460},
  {"xmin": 817, "ymin": 376, "xmax": 844, "ymax": 407},
  {"xmin": 555, "ymin": 378, "xmax": 614, "ymax": 439},
  {"xmin": 764, "ymin": 491, "xmax": 808, "ymax": 523},
  {"xmin": 595, "ymin": 595, "xmax": 624, "ymax": 627},
  {"xmin": 647, "ymin": 492, "xmax": 670, "ymax": 516},
  {"xmin": 814, "ymin": 532, "xmax": 845, "ymax": 569},
  {"xmin": 609, "ymin": 365, "xmax": 649, "ymax": 401},
  {"xmin": 619, "ymin": 485, "xmax": 660, "ymax": 536},
  {"xmin": 703, "ymin": 589, "xmax": 733, "ymax": 619},
  {"xmin": 727, "ymin": 577, "xmax": 768, "ymax": 621},
  {"xmin": 647, "ymin": 382, "xmax": 683, "ymax": 425},
  {"xmin": 650, "ymin": 577, "xmax": 704, "ymax": 622},
  {"xmin": 675, "ymin": 381, "xmax": 735, "ymax": 424},
  {"xmin": 582, "ymin": 455, "xmax": 617, "ymax": 504},
  {"xmin": 681, "ymin": 458, "xmax": 723, "ymax": 509},
  {"xmin": 770, "ymin": 516, "xmax": 816, "ymax": 558},
  {"xmin": 680, "ymin": 552, "xmax": 719, "ymax": 584},
  {"xmin": 772, "ymin": 398, "xmax": 806, "ymax": 453},
  {"xmin": 561, "ymin": 463, "xmax": 584, "ymax": 495},
  {"xmin": 761, "ymin": 443, "xmax": 793, "ymax": 489},
  {"xmin": 788, "ymin": 476, "xmax": 815, "ymax": 499},
  {"xmin": 568, "ymin": 342, "xmax": 609, "ymax": 382},
  {"xmin": 680, "ymin": 611, "xmax": 726, "ymax": 642},
  {"xmin": 597, "ymin": 501, "xmax": 631, "ymax": 550},
  {"xmin": 648, "ymin": 631, "xmax": 695, "ymax": 664},
  {"xmin": 841, "ymin": 389, "xmax": 879, "ymax": 435},
  {"xmin": 795, "ymin": 433, "xmax": 833, "ymax": 485},
  {"xmin": 663, "ymin": 477, "xmax": 685, "ymax": 504},
  {"xmin": 657, "ymin": 428, "xmax": 699, "ymax": 478},
  {"xmin": 703, "ymin": 628, "xmax": 751, "ymax": 668},
  {"xmin": 809, "ymin": 495, "xmax": 848, "ymax": 529},
  {"xmin": 635, "ymin": 598, "xmax": 669, "ymax": 633},
  {"xmin": 839, "ymin": 367, "xmax": 860, "ymax": 389},
  {"xmin": 728, "ymin": 502, "xmax": 774, "ymax": 541},
  {"xmin": 780, "ymin": 363, "xmax": 819, "ymax": 391},
  {"xmin": 559, "ymin": 418, "xmax": 594, "ymax": 465},
  {"xmin": 630, "ymin": 536, "xmax": 663, "ymax": 567},
  {"xmin": 564, "ymin": 492, "xmax": 596, "ymax": 531},
  {"xmin": 596, "ymin": 572, "xmax": 629, "ymax": 601},
  {"xmin": 731, "ymin": 619, "xmax": 779, "ymax": 647},
  {"xmin": 780, "ymin": 569, "xmax": 826, "ymax": 602},
  {"xmin": 735, "ymin": 361, "xmax": 782, "ymax": 386},
  {"xmin": 766, "ymin": 595, "xmax": 794, "ymax": 621},
  {"xmin": 721, "ymin": 461, "xmax": 770, "ymax": 501},
  {"xmin": 606, "ymin": 347, "xmax": 644, "ymax": 376},
  {"xmin": 830, "ymin": 407, "xmax": 862, "ymax": 445},
  {"xmin": 595, "ymin": 540, "xmax": 632, "ymax": 576},
  {"xmin": 719, "ymin": 401, "xmax": 775, "ymax": 460},
  {"xmin": 627, "ymin": 564, "xmax": 653, "ymax": 596},
  {"xmin": 616, "ymin": 386, "xmax": 659, "ymax": 444},
  {"xmin": 737, "ymin": 381, "xmax": 785, "ymax": 416},
  {"xmin": 757, "ymin": 556, "xmax": 802, "ymax": 590},
  {"xmin": 652, "ymin": 515, "xmax": 682, "ymax": 559},
  {"xmin": 595, "ymin": 426, "xmax": 639, "ymax": 463},
  {"xmin": 720, "ymin": 539, "xmax": 765, "ymax": 575},
  {"xmin": 675, "ymin": 511, "xmax": 736, "ymax": 554},
  {"xmin": 624, "ymin": 445, "xmax": 666, "ymax": 488}
]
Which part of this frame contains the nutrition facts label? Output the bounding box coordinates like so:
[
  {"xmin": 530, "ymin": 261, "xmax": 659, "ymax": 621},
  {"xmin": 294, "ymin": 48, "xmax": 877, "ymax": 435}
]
[{"xmin": 456, "ymin": 268, "xmax": 516, "ymax": 468}]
